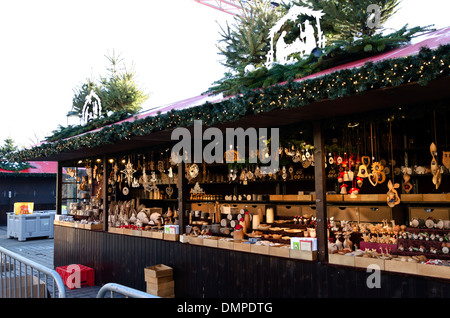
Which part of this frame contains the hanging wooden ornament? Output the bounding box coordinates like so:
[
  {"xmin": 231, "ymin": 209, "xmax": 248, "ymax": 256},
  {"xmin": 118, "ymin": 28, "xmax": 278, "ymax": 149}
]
[
  {"xmin": 430, "ymin": 142, "xmax": 441, "ymax": 189},
  {"xmin": 357, "ymin": 156, "xmax": 370, "ymax": 178},
  {"xmin": 121, "ymin": 158, "xmax": 136, "ymax": 186},
  {"xmin": 189, "ymin": 163, "xmax": 199, "ymax": 179},
  {"xmin": 386, "ymin": 180, "xmax": 401, "ymax": 207},
  {"xmin": 402, "ymin": 173, "xmax": 413, "ymax": 193}
]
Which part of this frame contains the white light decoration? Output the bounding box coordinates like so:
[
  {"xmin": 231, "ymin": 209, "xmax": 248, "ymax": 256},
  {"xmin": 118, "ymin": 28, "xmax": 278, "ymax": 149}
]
[
  {"xmin": 82, "ymin": 90, "xmax": 102, "ymax": 125},
  {"xmin": 266, "ymin": 6, "xmax": 326, "ymax": 67}
]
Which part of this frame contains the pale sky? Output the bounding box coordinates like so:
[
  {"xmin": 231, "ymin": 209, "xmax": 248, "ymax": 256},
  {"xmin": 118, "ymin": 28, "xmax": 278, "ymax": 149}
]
[{"xmin": 0, "ymin": 0, "xmax": 448, "ymax": 148}]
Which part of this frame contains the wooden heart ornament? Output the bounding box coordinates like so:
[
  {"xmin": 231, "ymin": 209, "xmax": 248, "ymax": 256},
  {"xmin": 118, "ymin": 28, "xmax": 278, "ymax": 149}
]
[{"xmin": 402, "ymin": 173, "xmax": 413, "ymax": 193}]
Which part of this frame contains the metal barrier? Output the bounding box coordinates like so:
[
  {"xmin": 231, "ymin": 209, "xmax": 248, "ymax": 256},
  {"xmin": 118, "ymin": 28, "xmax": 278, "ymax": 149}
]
[
  {"xmin": 97, "ymin": 282, "xmax": 160, "ymax": 298},
  {"xmin": 0, "ymin": 246, "xmax": 66, "ymax": 298}
]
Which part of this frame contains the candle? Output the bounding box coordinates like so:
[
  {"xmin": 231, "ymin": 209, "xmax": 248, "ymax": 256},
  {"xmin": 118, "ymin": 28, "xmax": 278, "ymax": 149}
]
[
  {"xmin": 266, "ymin": 208, "xmax": 274, "ymax": 223},
  {"xmin": 252, "ymin": 214, "xmax": 260, "ymax": 229}
]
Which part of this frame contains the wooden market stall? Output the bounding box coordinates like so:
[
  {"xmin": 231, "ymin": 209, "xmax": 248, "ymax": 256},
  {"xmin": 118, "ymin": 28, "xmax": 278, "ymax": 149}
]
[{"xmin": 13, "ymin": 27, "xmax": 450, "ymax": 298}]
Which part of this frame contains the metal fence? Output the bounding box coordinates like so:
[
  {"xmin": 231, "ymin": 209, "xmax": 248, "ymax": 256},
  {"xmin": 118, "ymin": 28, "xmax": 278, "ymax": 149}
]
[
  {"xmin": 97, "ymin": 282, "xmax": 160, "ymax": 298},
  {"xmin": 0, "ymin": 246, "xmax": 66, "ymax": 298}
]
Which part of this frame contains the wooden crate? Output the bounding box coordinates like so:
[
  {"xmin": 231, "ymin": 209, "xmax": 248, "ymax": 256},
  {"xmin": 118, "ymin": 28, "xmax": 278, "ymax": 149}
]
[
  {"xmin": 144, "ymin": 264, "xmax": 173, "ymax": 280},
  {"xmin": 384, "ymin": 259, "xmax": 418, "ymax": 275},
  {"xmin": 234, "ymin": 241, "xmax": 251, "ymax": 252},
  {"xmin": 163, "ymin": 233, "xmax": 179, "ymax": 241},
  {"xmin": 250, "ymin": 244, "xmax": 269, "ymax": 255},
  {"xmin": 289, "ymin": 249, "xmax": 317, "ymax": 261},
  {"xmin": 354, "ymin": 256, "xmax": 385, "ymax": 270},
  {"xmin": 146, "ymin": 281, "xmax": 174, "ymax": 298},
  {"xmin": 141, "ymin": 230, "xmax": 153, "ymax": 238},
  {"xmin": 189, "ymin": 236, "xmax": 204, "ymax": 246},
  {"xmin": 122, "ymin": 228, "xmax": 133, "ymax": 236},
  {"xmin": 151, "ymin": 231, "xmax": 164, "ymax": 240},
  {"xmin": 203, "ymin": 237, "xmax": 219, "ymax": 248},
  {"xmin": 85, "ymin": 223, "xmax": 103, "ymax": 230},
  {"xmin": 132, "ymin": 229, "xmax": 142, "ymax": 237},
  {"xmin": 218, "ymin": 239, "xmax": 234, "ymax": 250},
  {"xmin": 417, "ymin": 263, "xmax": 450, "ymax": 279},
  {"xmin": 269, "ymin": 246, "xmax": 290, "ymax": 258},
  {"xmin": 328, "ymin": 254, "xmax": 355, "ymax": 267}
]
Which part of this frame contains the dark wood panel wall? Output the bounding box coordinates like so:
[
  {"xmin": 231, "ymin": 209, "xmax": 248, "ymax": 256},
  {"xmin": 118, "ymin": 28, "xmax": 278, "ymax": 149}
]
[{"xmin": 54, "ymin": 226, "xmax": 450, "ymax": 298}]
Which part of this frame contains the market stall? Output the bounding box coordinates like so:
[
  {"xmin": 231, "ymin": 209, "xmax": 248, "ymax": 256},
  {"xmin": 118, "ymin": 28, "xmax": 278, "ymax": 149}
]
[{"xmin": 11, "ymin": 27, "xmax": 450, "ymax": 297}]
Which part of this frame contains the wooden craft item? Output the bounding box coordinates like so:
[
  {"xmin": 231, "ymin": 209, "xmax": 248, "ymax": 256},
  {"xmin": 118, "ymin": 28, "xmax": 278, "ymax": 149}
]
[
  {"xmin": 442, "ymin": 151, "xmax": 450, "ymax": 170},
  {"xmin": 386, "ymin": 180, "xmax": 401, "ymax": 207},
  {"xmin": 402, "ymin": 173, "xmax": 413, "ymax": 193}
]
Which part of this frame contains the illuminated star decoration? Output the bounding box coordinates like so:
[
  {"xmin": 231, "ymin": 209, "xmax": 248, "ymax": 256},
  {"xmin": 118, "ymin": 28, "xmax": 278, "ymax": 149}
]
[{"xmin": 121, "ymin": 158, "xmax": 136, "ymax": 186}]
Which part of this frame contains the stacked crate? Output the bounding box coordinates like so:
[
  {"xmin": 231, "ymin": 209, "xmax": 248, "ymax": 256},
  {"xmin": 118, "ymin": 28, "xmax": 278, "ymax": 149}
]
[{"xmin": 144, "ymin": 264, "xmax": 174, "ymax": 298}]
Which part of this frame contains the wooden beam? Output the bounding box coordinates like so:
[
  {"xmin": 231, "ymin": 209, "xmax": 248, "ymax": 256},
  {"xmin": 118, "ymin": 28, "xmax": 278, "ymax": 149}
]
[
  {"xmin": 177, "ymin": 162, "xmax": 187, "ymax": 234},
  {"xmin": 313, "ymin": 121, "xmax": 328, "ymax": 263},
  {"xmin": 56, "ymin": 161, "xmax": 63, "ymax": 215},
  {"xmin": 102, "ymin": 155, "xmax": 109, "ymax": 232}
]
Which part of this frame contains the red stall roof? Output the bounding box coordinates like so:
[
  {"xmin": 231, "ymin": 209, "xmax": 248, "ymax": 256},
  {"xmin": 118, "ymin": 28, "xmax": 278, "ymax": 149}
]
[{"xmin": 0, "ymin": 161, "xmax": 57, "ymax": 174}]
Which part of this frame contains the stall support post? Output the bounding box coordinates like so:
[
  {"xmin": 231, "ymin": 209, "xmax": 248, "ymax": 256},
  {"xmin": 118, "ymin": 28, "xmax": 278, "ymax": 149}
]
[
  {"xmin": 178, "ymin": 162, "xmax": 187, "ymax": 234},
  {"xmin": 56, "ymin": 161, "xmax": 63, "ymax": 215},
  {"xmin": 313, "ymin": 121, "xmax": 328, "ymax": 263},
  {"xmin": 102, "ymin": 156, "xmax": 109, "ymax": 232}
]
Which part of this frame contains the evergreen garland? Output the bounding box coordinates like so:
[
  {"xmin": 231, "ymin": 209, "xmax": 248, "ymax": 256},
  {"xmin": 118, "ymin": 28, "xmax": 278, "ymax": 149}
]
[{"xmin": 8, "ymin": 45, "xmax": 450, "ymax": 162}]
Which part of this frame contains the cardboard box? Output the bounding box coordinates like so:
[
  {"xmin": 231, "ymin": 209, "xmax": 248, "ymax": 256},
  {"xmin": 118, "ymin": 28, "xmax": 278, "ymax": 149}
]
[
  {"xmin": 354, "ymin": 256, "xmax": 385, "ymax": 270},
  {"xmin": 1, "ymin": 275, "xmax": 46, "ymax": 298},
  {"xmin": 144, "ymin": 264, "xmax": 173, "ymax": 280},
  {"xmin": 289, "ymin": 249, "xmax": 317, "ymax": 261},
  {"xmin": 384, "ymin": 259, "xmax": 418, "ymax": 275},
  {"xmin": 328, "ymin": 254, "xmax": 355, "ymax": 267}
]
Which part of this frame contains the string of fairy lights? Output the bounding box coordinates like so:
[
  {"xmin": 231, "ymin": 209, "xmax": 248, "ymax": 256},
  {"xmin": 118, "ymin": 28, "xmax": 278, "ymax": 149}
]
[{"xmin": 8, "ymin": 44, "xmax": 450, "ymax": 163}]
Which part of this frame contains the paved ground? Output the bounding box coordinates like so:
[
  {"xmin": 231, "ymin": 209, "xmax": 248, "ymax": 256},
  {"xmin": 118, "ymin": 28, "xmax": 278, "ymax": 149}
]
[{"xmin": 0, "ymin": 225, "xmax": 104, "ymax": 298}]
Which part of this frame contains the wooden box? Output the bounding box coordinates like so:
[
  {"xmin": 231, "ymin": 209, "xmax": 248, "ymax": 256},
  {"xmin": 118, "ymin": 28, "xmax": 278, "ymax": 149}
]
[
  {"xmin": 203, "ymin": 237, "xmax": 219, "ymax": 248},
  {"xmin": 269, "ymin": 246, "xmax": 290, "ymax": 258},
  {"xmin": 144, "ymin": 264, "xmax": 173, "ymax": 280},
  {"xmin": 85, "ymin": 223, "xmax": 103, "ymax": 230},
  {"xmin": 146, "ymin": 281, "xmax": 174, "ymax": 298},
  {"xmin": 384, "ymin": 259, "xmax": 418, "ymax": 275},
  {"xmin": 74, "ymin": 222, "xmax": 85, "ymax": 229},
  {"xmin": 328, "ymin": 206, "xmax": 358, "ymax": 221},
  {"xmin": 218, "ymin": 239, "xmax": 234, "ymax": 250},
  {"xmin": 189, "ymin": 236, "xmax": 204, "ymax": 246},
  {"xmin": 163, "ymin": 233, "xmax": 179, "ymax": 241},
  {"xmin": 151, "ymin": 231, "xmax": 164, "ymax": 240},
  {"xmin": 410, "ymin": 207, "xmax": 450, "ymax": 220},
  {"xmin": 108, "ymin": 227, "xmax": 120, "ymax": 234},
  {"xmin": 417, "ymin": 263, "xmax": 450, "ymax": 279},
  {"xmin": 141, "ymin": 230, "xmax": 153, "ymax": 238},
  {"xmin": 234, "ymin": 240, "xmax": 251, "ymax": 252},
  {"xmin": 296, "ymin": 194, "xmax": 313, "ymax": 201},
  {"xmin": 132, "ymin": 229, "xmax": 142, "ymax": 237},
  {"xmin": 354, "ymin": 256, "xmax": 385, "ymax": 270},
  {"xmin": 289, "ymin": 249, "xmax": 317, "ymax": 261},
  {"xmin": 122, "ymin": 228, "xmax": 133, "ymax": 236},
  {"xmin": 328, "ymin": 254, "xmax": 355, "ymax": 267},
  {"xmin": 250, "ymin": 244, "xmax": 270, "ymax": 255}
]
